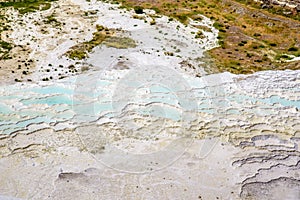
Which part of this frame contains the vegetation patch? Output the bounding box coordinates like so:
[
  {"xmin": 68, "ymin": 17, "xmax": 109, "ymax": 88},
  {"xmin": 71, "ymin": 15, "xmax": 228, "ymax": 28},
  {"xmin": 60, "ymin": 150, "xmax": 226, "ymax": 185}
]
[
  {"xmin": 44, "ymin": 14, "xmax": 61, "ymax": 27},
  {"xmin": 0, "ymin": 0, "xmax": 55, "ymax": 14},
  {"xmin": 65, "ymin": 25, "xmax": 136, "ymax": 60},
  {"xmin": 0, "ymin": 0, "xmax": 55, "ymax": 60},
  {"xmin": 103, "ymin": 36, "xmax": 137, "ymax": 49},
  {"xmin": 288, "ymin": 47, "xmax": 299, "ymax": 52},
  {"xmin": 133, "ymin": 6, "xmax": 144, "ymax": 14},
  {"xmin": 108, "ymin": 0, "xmax": 300, "ymax": 74},
  {"xmin": 0, "ymin": 31, "xmax": 13, "ymax": 59}
]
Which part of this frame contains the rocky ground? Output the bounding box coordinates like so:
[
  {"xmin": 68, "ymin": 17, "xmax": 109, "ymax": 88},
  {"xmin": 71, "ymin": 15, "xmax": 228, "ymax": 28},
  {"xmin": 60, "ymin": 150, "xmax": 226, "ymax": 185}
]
[{"xmin": 259, "ymin": 0, "xmax": 300, "ymax": 8}]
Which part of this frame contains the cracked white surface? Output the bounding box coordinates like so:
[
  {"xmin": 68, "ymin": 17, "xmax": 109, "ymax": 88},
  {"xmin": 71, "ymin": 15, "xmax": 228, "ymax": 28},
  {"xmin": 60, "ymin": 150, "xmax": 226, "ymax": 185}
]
[{"xmin": 0, "ymin": 68, "xmax": 299, "ymax": 199}]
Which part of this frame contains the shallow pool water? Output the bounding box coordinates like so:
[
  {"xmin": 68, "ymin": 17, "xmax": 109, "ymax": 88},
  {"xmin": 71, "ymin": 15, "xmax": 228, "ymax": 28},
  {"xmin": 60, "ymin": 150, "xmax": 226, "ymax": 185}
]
[{"xmin": 0, "ymin": 70, "xmax": 299, "ymax": 135}]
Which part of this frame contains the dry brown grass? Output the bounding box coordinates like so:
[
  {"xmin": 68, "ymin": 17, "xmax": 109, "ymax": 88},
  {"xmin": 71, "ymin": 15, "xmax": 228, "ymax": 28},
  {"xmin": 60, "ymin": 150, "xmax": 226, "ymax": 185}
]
[
  {"xmin": 114, "ymin": 0, "xmax": 300, "ymax": 74},
  {"xmin": 65, "ymin": 25, "xmax": 136, "ymax": 60}
]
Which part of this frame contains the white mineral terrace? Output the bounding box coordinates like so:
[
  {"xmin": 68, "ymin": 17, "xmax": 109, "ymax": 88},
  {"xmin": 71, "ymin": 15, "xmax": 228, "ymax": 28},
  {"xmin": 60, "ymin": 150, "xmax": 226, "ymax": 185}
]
[{"xmin": 0, "ymin": 0, "xmax": 300, "ymax": 199}]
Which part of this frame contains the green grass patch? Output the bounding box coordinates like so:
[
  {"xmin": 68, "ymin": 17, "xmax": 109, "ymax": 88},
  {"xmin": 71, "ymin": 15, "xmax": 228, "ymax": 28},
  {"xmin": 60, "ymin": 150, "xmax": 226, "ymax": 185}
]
[
  {"xmin": 65, "ymin": 25, "xmax": 136, "ymax": 60},
  {"xmin": 0, "ymin": 41, "xmax": 12, "ymax": 50},
  {"xmin": 67, "ymin": 50, "xmax": 87, "ymax": 60},
  {"xmin": 275, "ymin": 54, "xmax": 292, "ymax": 61},
  {"xmin": 103, "ymin": 36, "xmax": 137, "ymax": 49},
  {"xmin": 133, "ymin": 6, "xmax": 144, "ymax": 14},
  {"xmin": 0, "ymin": 0, "xmax": 55, "ymax": 14},
  {"xmin": 44, "ymin": 14, "xmax": 61, "ymax": 26},
  {"xmin": 175, "ymin": 13, "xmax": 189, "ymax": 23},
  {"xmin": 288, "ymin": 47, "xmax": 298, "ymax": 52}
]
